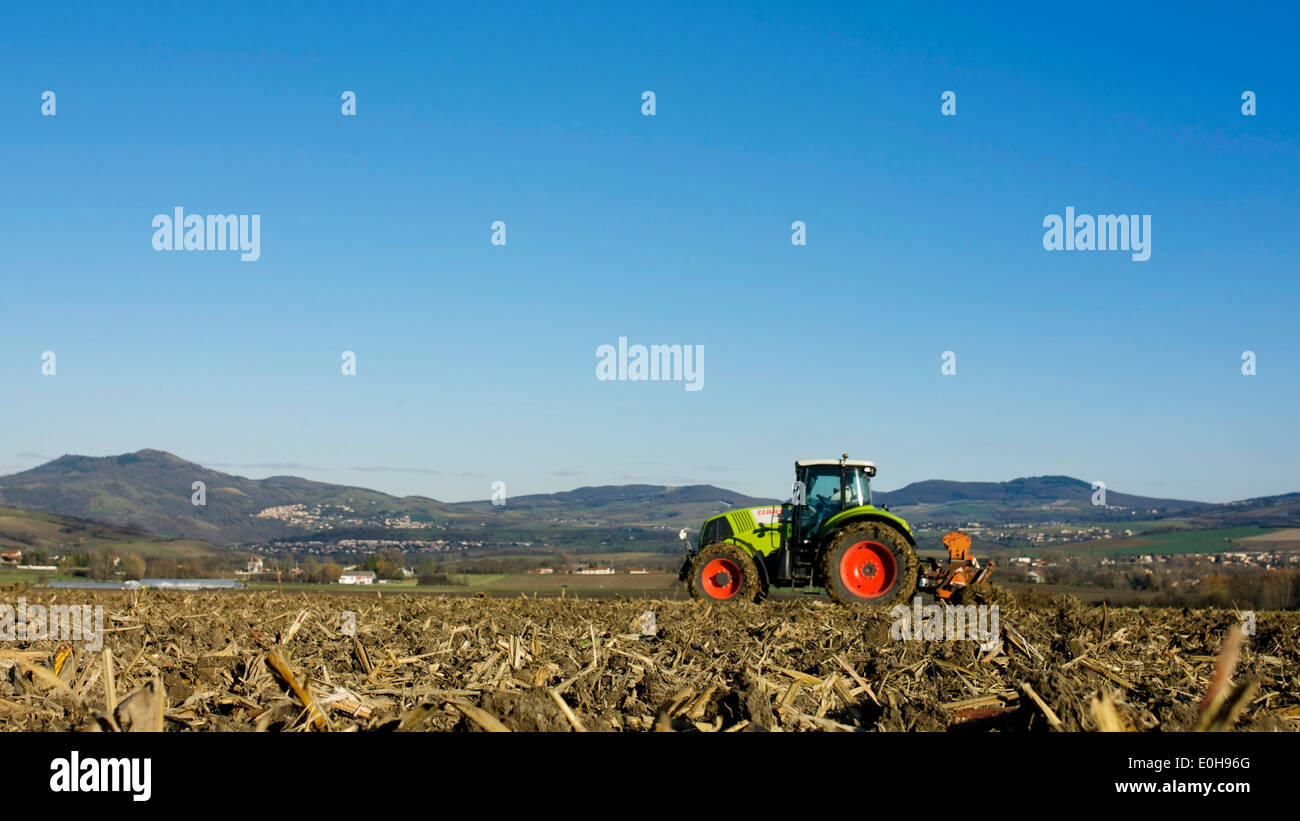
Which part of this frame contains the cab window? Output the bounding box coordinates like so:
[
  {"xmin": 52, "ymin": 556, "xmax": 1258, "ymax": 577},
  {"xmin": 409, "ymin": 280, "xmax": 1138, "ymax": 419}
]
[{"xmin": 800, "ymin": 469, "xmax": 842, "ymax": 533}]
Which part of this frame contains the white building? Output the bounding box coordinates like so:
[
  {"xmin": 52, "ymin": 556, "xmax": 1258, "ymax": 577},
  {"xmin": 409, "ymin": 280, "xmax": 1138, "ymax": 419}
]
[{"xmin": 339, "ymin": 570, "xmax": 377, "ymax": 585}]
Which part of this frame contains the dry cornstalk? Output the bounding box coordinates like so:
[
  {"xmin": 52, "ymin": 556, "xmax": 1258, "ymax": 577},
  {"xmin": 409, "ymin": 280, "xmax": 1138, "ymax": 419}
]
[
  {"xmin": 18, "ymin": 658, "xmax": 77, "ymax": 698},
  {"xmin": 102, "ymin": 649, "xmax": 117, "ymax": 714},
  {"xmin": 1199, "ymin": 624, "xmax": 1245, "ymax": 717},
  {"xmin": 0, "ymin": 649, "xmax": 53, "ymax": 661},
  {"xmin": 353, "ymin": 637, "xmax": 372, "ymax": 675},
  {"xmin": 548, "ymin": 688, "xmax": 586, "ymax": 732},
  {"xmin": 280, "ymin": 609, "xmax": 310, "ymax": 645},
  {"xmin": 312, "ymin": 685, "xmax": 373, "ymax": 719},
  {"xmin": 1020, "ymin": 682, "xmax": 1063, "ymax": 730},
  {"xmin": 1078, "ymin": 658, "xmax": 1136, "ymax": 691},
  {"xmin": 266, "ymin": 649, "xmax": 331, "ymax": 731},
  {"xmin": 1090, "ymin": 690, "xmax": 1127, "ymax": 732},
  {"xmin": 446, "ymin": 699, "xmax": 510, "ymax": 732}
]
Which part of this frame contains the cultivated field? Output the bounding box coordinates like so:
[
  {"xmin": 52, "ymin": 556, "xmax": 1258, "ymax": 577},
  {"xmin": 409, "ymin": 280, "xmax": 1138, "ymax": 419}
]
[
  {"xmin": 1058, "ymin": 527, "xmax": 1284, "ymax": 555},
  {"xmin": 1236, "ymin": 528, "xmax": 1300, "ymax": 551},
  {"xmin": 1, "ymin": 587, "xmax": 1295, "ymax": 732}
]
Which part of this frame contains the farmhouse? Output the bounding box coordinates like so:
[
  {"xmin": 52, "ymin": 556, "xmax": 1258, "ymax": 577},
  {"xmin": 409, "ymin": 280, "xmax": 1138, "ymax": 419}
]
[{"xmin": 339, "ymin": 570, "xmax": 376, "ymax": 585}]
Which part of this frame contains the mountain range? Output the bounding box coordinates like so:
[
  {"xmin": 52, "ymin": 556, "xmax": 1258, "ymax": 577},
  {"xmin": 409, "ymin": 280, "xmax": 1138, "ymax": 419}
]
[{"xmin": 0, "ymin": 450, "xmax": 1295, "ymax": 547}]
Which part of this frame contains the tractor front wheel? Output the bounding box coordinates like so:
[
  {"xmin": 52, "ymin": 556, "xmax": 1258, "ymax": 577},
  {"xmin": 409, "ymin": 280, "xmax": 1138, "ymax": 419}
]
[
  {"xmin": 687, "ymin": 543, "xmax": 764, "ymax": 603},
  {"xmin": 820, "ymin": 522, "xmax": 918, "ymax": 606}
]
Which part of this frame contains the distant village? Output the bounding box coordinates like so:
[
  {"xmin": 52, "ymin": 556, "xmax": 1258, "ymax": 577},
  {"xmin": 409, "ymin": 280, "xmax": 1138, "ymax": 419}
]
[
  {"xmin": 999, "ymin": 549, "xmax": 1300, "ymax": 585},
  {"xmin": 253, "ymin": 503, "xmax": 441, "ymax": 532},
  {"xmin": 250, "ymin": 537, "xmax": 476, "ymax": 556},
  {"xmin": 921, "ymin": 521, "xmax": 1141, "ymax": 546}
]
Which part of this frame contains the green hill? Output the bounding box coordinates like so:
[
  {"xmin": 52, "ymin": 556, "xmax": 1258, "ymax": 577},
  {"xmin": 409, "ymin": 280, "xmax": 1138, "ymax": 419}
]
[
  {"xmin": 0, "ymin": 449, "xmax": 448, "ymax": 544},
  {"xmin": 0, "ymin": 504, "xmax": 227, "ymax": 562}
]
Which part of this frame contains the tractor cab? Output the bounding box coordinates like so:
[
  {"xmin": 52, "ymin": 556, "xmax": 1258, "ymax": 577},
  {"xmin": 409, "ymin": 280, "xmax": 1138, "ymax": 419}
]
[{"xmin": 792, "ymin": 456, "xmax": 875, "ymax": 544}]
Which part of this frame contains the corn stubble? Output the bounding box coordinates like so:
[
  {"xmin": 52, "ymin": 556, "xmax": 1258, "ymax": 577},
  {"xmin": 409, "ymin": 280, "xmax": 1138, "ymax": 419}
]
[{"xmin": 0, "ymin": 588, "xmax": 1295, "ymax": 732}]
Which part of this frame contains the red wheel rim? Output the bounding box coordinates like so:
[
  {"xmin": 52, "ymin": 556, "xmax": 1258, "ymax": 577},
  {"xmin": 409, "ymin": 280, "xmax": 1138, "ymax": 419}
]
[
  {"xmin": 700, "ymin": 558, "xmax": 743, "ymax": 600},
  {"xmin": 839, "ymin": 541, "xmax": 897, "ymax": 598}
]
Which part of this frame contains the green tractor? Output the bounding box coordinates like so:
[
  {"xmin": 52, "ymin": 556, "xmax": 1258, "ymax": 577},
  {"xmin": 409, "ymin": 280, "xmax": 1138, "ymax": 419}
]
[{"xmin": 679, "ymin": 455, "xmax": 919, "ymax": 606}]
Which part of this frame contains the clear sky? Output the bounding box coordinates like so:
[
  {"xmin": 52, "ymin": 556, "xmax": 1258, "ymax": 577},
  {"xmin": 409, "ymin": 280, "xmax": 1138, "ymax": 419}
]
[{"xmin": 2, "ymin": 1, "xmax": 1296, "ymax": 503}]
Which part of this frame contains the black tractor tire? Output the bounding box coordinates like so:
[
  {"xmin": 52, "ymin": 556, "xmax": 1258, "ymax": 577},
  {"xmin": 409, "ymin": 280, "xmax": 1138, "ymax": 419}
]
[
  {"xmin": 819, "ymin": 521, "xmax": 919, "ymax": 606},
  {"xmin": 687, "ymin": 542, "xmax": 764, "ymax": 603}
]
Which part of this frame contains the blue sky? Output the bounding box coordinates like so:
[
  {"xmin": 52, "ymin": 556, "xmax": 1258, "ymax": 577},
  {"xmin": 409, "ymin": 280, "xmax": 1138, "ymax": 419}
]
[{"xmin": 2, "ymin": 1, "xmax": 1297, "ymax": 503}]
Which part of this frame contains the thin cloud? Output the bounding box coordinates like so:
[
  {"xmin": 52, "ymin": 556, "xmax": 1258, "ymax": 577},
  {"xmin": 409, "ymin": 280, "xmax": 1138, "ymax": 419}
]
[
  {"xmin": 206, "ymin": 462, "xmax": 328, "ymax": 472},
  {"xmin": 614, "ymin": 473, "xmax": 750, "ymax": 485},
  {"xmin": 353, "ymin": 466, "xmax": 487, "ymax": 478},
  {"xmin": 353, "ymin": 466, "xmax": 443, "ymax": 475},
  {"xmin": 14, "ymin": 452, "xmax": 49, "ymax": 460}
]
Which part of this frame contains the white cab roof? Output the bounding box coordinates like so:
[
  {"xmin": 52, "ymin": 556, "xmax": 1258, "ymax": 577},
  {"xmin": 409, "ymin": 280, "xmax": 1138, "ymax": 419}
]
[{"xmin": 796, "ymin": 459, "xmax": 876, "ymax": 472}]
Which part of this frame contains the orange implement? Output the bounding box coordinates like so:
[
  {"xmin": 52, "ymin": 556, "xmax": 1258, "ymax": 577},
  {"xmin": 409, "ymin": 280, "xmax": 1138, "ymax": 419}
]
[
  {"xmin": 943, "ymin": 531, "xmax": 972, "ymax": 561},
  {"xmin": 923, "ymin": 530, "xmax": 992, "ymax": 601}
]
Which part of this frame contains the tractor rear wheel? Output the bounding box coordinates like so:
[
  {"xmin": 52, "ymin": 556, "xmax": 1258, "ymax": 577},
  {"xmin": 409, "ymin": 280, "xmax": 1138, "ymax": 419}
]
[
  {"xmin": 687, "ymin": 542, "xmax": 763, "ymax": 603},
  {"xmin": 819, "ymin": 522, "xmax": 918, "ymax": 606}
]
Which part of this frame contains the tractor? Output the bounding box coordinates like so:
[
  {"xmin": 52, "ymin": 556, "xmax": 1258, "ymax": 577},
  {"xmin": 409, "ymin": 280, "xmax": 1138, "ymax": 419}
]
[{"xmin": 679, "ymin": 455, "xmax": 988, "ymax": 605}]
